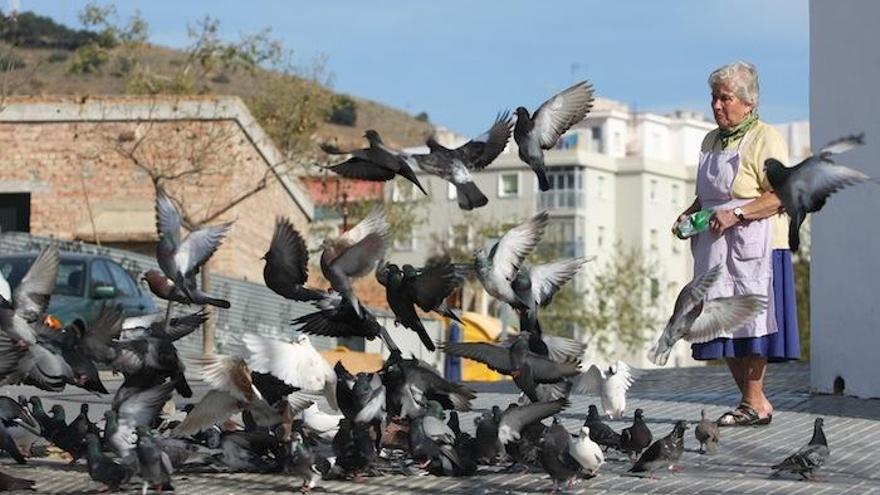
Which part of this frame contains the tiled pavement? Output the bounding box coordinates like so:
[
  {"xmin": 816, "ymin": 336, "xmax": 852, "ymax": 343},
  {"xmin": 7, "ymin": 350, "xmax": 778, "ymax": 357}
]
[{"xmin": 2, "ymin": 362, "xmax": 879, "ymax": 494}]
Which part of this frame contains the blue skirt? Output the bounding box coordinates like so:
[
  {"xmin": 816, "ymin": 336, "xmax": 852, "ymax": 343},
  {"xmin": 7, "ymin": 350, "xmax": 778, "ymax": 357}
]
[{"xmin": 692, "ymin": 249, "xmax": 800, "ymax": 362}]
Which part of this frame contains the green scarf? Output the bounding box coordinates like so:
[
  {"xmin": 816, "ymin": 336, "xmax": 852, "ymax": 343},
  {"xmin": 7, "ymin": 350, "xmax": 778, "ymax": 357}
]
[{"xmin": 719, "ymin": 111, "xmax": 758, "ymax": 148}]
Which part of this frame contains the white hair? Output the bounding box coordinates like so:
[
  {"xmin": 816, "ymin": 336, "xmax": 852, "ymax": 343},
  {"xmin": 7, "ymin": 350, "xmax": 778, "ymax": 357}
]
[{"xmin": 708, "ymin": 61, "xmax": 759, "ymax": 107}]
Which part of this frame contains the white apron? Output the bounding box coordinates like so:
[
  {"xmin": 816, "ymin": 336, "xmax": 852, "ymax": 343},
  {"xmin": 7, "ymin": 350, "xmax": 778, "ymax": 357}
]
[{"xmin": 691, "ymin": 130, "xmax": 777, "ymax": 338}]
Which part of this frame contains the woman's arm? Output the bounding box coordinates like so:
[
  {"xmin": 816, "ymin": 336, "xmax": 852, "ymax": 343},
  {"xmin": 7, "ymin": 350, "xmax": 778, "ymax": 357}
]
[{"xmin": 710, "ymin": 190, "xmax": 783, "ymax": 234}]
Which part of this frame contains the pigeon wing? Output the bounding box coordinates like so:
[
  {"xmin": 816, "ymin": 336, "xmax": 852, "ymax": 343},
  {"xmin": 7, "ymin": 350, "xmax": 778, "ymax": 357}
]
[
  {"xmin": 529, "ymin": 257, "xmax": 591, "ymax": 307},
  {"xmin": 175, "ymin": 222, "xmax": 232, "ymax": 276},
  {"xmin": 488, "ymin": 211, "xmax": 549, "ymax": 285},
  {"xmin": 459, "ymin": 111, "xmax": 513, "ymax": 170},
  {"xmin": 572, "ymin": 364, "xmax": 604, "ymax": 395},
  {"xmin": 686, "ymin": 295, "xmax": 768, "ymax": 344},
  {"xmin": 13, "ymin": 245, "xmax": 59, "ymax": 322},
  {"xmin": 440, "ymin": 342, "xmax": 514, "ymax": 374},
  {"xmin": 532, "ymin": 81, "xmax": 595, "ymax": 149},
  {"xmin": 267, "ymin": 217, "xmax": 311, "ymax": 285}
]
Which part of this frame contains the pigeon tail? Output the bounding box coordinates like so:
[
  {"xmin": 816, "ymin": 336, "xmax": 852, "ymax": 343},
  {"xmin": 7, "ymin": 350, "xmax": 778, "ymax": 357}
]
[
  {"xmin": 535, "ymin": 167, "xmax": 550, "ymax": 192},
  {"xmin": 456, "ymin": 182, "xmax": 488, "ymax": 210},
  {"xmin": 172, "ymin": 370, "xmax": 193, "ymax": 398},
  {"xmin": 414, "ymin": 325, "xmax": 436, "ymax": 352}
]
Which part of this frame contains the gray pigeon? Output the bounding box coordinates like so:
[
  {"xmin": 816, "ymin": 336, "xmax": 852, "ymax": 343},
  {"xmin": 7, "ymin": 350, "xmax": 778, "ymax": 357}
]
[
  {"xmin": 474, "ymin": 211, "xmax": 549, "ymax": 307},
  {"xmin": 154, "ymin": 188, "xmax": 232, "ymax": 306},
  {"xmin": 766, "ymin": 133, "xmax": 871, "ymax": 252},
  {"xmin": 539, "ymin": 420, "xmax": 581, "ymax": 492},
  {"xmin": 650, "ymin": 264, "xmax": 768, "ymax": 366},
  {"xmin": 136, "ymin": 426, "xmax": 174, "ymax": 493},
  {"xmin": 263, "ymin": 217, "xmax": 326, "ymax": 302},
  {"xmin": 442, "ymin": 333, "xmax": 580, "ymax": 403},
  {"xmin": 321, "ymin": 129, "xmax": 427, "ymax": 194},
  {"xmin": 514, "ymin": 81, "xmax": 595, "ymax": 191},
  {"xmin": 416, "ymin": 112, "xmax": 513, "ymax": 210},
  {"xmin": 320, "ymin": 208, "xmax": 391, "ymax": 317},
  {"xmin": 695, "ymin": 409, "xmax": 720, "ymax": 454},
  {"xmin": 0, "ymin": 245, "xmax": 59, "ymax": 346},
  {"xmin": 771, "ymin": 417, "xmax": 829, "ymax": 480},
  {"xmin": 629, "ymin": 420, "xmax": 688, "ymax": 478},
  {"xmin": 84, "ymin": 433, "xmax": 134, "ymax": 492}
]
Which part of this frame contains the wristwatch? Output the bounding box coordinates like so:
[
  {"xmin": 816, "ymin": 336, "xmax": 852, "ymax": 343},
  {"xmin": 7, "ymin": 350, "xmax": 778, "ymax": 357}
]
[{"xmin": 733, "ymin": 207, "xmax": 746, "ymax": 222}]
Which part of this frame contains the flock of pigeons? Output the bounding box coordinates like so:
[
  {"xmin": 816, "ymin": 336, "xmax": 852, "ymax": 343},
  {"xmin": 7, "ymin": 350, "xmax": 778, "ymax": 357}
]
[{"xmin": 0, "ymin": 80, "xmax": 868, "ymax": 493}]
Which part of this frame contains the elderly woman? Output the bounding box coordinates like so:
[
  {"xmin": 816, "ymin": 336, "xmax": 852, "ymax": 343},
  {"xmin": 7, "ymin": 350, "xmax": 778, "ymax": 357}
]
[{"xmin": 673, "ymin": 61, "xmax": 799, "ymax": 426}]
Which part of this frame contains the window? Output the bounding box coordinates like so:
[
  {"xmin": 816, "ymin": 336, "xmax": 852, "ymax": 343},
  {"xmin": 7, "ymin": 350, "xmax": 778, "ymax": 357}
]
[
  {"xmin": 447, "ymin": 182, "xmax": 457, "ymax": 200},
  {"xmin": 89, "ymin": 260, "xmax": 114, "ymax": 295},
  {"xmin": 650, "ymin": 278, "xmax": 660, "ymax": 301},
  {"xmin": 394, "ymin": 227, "xmax": 417, "ymax": 252},
  {"xmin": 392, "ymin": 181, "xmax": 420, "ymax": 203},
  {"xmin": 597, "ymin": 226, "xmax": 606, "ymax": 248},
  {"xmin": 538, "ymin": 167, "xmax": 584, "ymax": 209},
  {"xmin": 544, "ymin": 219, "xmax": 580, "ymax": 257},
  {"xmin": 671, "ymin": 183, "xmax": 680, "ymax": 207},
  {"xmin": 598, "ymin": 175, "xmax": 607, "ymax": 200},
  {"xmin": 650, "ymin": 228, "xmax": 658, "ymax": 251},
  {"xmin": 650, "ymin": 179, "xmax": 658, "ymax": 203},
  {"xmin": 555, "ymin": 133, "xmax": 578, "ymax": 150},
  {"xmin": 498, "ymin": 173, "xmax": 520, "ymax": 198},
  {"xmin": 106, "ymin": 261, "xmax": 137, "ymax": 297},
  {"xmin": 590, "ymin": 126, "xmax": 603, "ymax": 153},
  {"xmin": 448, "ymin": 225, "xmax": 472, "ymax": 249}
]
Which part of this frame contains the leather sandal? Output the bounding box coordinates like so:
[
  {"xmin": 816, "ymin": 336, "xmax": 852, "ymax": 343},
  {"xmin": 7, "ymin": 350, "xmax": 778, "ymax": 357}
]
[{"xmin": 716, "ymin": 404, "xmax": 772, "ymax": 427}]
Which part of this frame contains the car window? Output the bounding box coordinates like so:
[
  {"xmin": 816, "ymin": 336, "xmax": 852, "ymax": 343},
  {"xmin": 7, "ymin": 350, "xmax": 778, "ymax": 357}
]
[
  {"xmin": 106, "ymin": 261, "xmax": 137, "ymax": 297},
  {"xmin": 0, "ymin": 257, "xmax": 86, "ymax": 297},
  {"xmin": 55, "ymin": 260, "xmax": 86, "ymax": 297},
  {"xmin": 90, "ymin": 260, "xmax": 114, "ymax": 295}
]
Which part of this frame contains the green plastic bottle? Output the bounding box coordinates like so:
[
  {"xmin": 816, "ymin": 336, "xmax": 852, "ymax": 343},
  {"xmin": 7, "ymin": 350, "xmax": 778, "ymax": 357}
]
[{"xmin": 676, "ymin": 208, "xmax": 713, "ymax": 238}]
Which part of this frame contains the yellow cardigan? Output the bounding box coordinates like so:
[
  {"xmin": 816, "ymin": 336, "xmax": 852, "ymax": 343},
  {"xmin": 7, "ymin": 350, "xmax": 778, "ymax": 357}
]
[{"xmin": 701, "ymin": 121, "xmax": 791, "ymax": 250}]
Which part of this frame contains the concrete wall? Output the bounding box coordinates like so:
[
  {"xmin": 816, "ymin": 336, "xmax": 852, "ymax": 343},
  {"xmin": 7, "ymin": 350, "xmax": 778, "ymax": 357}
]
[{"xmin": 810, "ymin": 0, "xmax": 880, "ymax": 398}]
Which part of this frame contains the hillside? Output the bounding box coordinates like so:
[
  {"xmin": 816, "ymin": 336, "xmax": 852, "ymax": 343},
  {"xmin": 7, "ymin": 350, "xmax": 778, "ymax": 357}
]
[{"xmin": 0, "ymin": 15, "xmax": 432, "ymax": 148}]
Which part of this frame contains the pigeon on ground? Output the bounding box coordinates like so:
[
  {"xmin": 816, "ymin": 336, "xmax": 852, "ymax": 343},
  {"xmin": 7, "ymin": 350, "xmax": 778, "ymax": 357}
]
[
  {"xmin": 474, "ymin": 211, "xmax": 549, "ymax": 310},
  {"xmin": 84, "ymin": 433, "xmax": 134, "ymax": 492},
  {"xmin": 263, "ymin": 217, "xmax": 325, "ymax": 302},
  {"xmin": 695, "ymin": 409, "xmax": 720, "ymax": 454},
  {"xmin": 514, "ymin": 81, "xmax": 595, "ymax": 191},
  {"xmin": 540, "ymin": 420, "xmax": 582, "ymax": 493},
  {"xmin": 376, "ymin": 260, "xmax": 462, "ymax": 352},
  {"xmin": 288, "ymin": 431, "xmax": 324, "ymax": 492},
  {"xmin": 504, "ymin": 410, "xmax": 546, "ymax": 471},
  {"xmin": 441, "ymin": 333, "xmax": 580, "ymax": 403},
  {"xmin": 416, "ymin": 112, "xmax": 513, "ymax": 210},
  {"xmin": 331, "ymin": 417, "xmax": 376, "ymax": 480},
  {"xmin": 583, "ymin": 405, "xmax": 621, "ymax": 452},
  {"xmin": 154, "ymin": 187, "xmax": 233, "ymax": 307},
  {"xmin": 629, "ymin": 420, "xmax": 688, "ymax": 478},
  {"xmin": 619, "ymin": 408, "xmax": 653, "ymax": 460},
  {"xmin": 766, "ymin": 133, "xmax": 871, "ymax": 252},
  {"xmin": 320, "ymin": 208, "xmax": 391, "ymax": 318},
  {"xmin": 381, "ymin": 355, "xmax": 475, "ymax": 418},
  {"xmin": 569, "ymin": 426, "xmax": 604, "ymax": 477},
  {"xmin": 574, "ymin": 361, "xmax": 634, "ymax": 419},
  {"xmin": 0, "ymin": 397, "xmax": 38, "ymax": 464},
  {"xmin": 136, "ymin": 426, "xmax": 174, "ymax": 493},
  {"xmin": 771, "ymin": 417, "xmax": 829, "ymax": 481},
  {"xmin": 650, "ymin": 264, "xmax": 767, "ymax": 366},
  {"xmin": 320, "ymin": 129, "xmax": 427, "ymax": 195}
]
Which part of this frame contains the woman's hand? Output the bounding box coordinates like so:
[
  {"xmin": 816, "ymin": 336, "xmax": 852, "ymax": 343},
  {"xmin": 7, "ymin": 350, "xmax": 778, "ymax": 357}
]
[
  {"xmin": 671, "ymin": 213, "xmax": 689, "ymax": 239},
  {"xmin": 710, "ymin": 209, "xmax": 740, "ymax": 235}
]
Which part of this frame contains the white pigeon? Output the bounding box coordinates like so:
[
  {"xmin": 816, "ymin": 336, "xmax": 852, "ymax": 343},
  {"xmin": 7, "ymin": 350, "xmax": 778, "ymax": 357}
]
[
  {"xmin": 573, "ymin": 360, "xmax": 634, "ymax": 419},
  {"xmin": 243, "ymin": 333, "xmax": 338, "ymax": 410},
  {"xmin": 301, "ymin": 403, "xmax": 343, "ymax": 442},
  {"xmin": 569, "ymin": 426, "xmax": 605, "ymax": 476}
]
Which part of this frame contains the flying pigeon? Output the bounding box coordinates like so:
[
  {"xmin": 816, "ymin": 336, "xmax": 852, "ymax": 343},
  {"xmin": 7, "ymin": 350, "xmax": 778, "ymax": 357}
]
[
  {"xmin": 514, "ymin": 81, "xmax": 595, "ymax": 191},
  {"xmin": 320, "ymin": 208, "xmax": 391, "ymax": 318},
  {"xmin": 573, "ymin": 361, "xmax": 634, "ymax": 419},
  {"xmin": 415, "ymin": 112, "xmax": 513, "ymax": 210},
  {"xmin": 766, "ymin": 133, "xmax": 871, "ymax": 252},
  {"xmin": 320, "ymin": 129, "xmax": 427, "ymax": 195},
  {"xmin": 650, "ymin": 264, "xmax": 768, "ymax": 366},
  {"xmin": 262, "ymin": 217, "xmax": 325, "ymax": 302}
]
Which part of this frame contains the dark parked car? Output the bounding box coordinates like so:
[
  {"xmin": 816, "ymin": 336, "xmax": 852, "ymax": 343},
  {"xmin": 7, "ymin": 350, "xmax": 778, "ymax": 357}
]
[{"xmin": 0, "ymin": 252, "xmax": 158, "ymax": 331}]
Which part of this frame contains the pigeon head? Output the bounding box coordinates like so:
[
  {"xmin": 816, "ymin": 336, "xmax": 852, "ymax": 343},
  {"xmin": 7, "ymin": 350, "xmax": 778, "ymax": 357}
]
[
  {"xmin": 514, "ymin": 107, "xmax": 530, "ymax": 119},
  {"xmin": 50, "ymin": 405, "xmax": 65, "ymax": 419},
  {"xmin": 104, "ymin": 410, "xmax": 116, "ymax": 421},
  {"xmin": 672, "ymin": 420, "xmax": 689, "ymax": 436},
  {"xmin": 80, "ymin": 403, "xmax": 89, "ymax": 415},
  {"xmin": 580, "ymin": 426, "xmax": 591, "ymax": 438},
  {"xmin": 143, "ymin": 269, "xmax": 170, "ymax": 290},
  {"xmin": 402, "ymin": 264, "xmax": 419, "ymax": 278},
  {"xmin": 426, "ymin": 400, "xmax": 445, "ymax": 420},
  {"xmin": 28, "ymin": 396, "xmax": 43, "ymax": 410},
  {"xmin": 634, "ymin": 408, "xmax": 644, "ymax": 420},
  {"xmin": 364, "ymin": 129, "xmax": 383, "ymax": 145},
  {"xmin": 587, "ymin": 405, "xmax": 600, "ymax": 419},
  {"xmin": 815, "ymin": 417, "xmax": 824, "ymax": 428}
]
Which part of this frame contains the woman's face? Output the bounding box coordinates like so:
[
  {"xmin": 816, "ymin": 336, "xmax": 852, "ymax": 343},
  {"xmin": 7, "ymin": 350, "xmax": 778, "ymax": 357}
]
[{"xmin": 711, "ymin": 83, "xmax": 753, "ymax": 129}]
